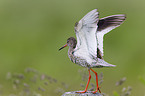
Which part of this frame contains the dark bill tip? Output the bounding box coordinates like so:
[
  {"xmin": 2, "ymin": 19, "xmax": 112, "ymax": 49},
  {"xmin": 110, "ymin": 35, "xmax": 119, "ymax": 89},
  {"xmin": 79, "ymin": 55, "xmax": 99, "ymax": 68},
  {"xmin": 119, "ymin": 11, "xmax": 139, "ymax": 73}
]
[{"xmin": 58, "ymin": 44, "xmax": 67, "ymax": 51}]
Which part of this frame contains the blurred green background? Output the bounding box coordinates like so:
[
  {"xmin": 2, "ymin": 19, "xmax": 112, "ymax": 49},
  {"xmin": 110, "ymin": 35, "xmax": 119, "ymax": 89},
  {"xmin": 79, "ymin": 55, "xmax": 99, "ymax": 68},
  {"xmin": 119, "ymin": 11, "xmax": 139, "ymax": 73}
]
[{"xmin": 0, "ymin": 0, "xmax": 145, "ymax": 95}]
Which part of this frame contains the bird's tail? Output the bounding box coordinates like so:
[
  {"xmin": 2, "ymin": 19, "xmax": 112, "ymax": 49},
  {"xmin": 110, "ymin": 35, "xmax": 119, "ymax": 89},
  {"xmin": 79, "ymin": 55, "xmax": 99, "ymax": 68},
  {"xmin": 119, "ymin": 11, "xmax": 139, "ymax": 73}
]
[{"xmin": 90, "ymin": 58, "xmax": 116, "ymax": 68}]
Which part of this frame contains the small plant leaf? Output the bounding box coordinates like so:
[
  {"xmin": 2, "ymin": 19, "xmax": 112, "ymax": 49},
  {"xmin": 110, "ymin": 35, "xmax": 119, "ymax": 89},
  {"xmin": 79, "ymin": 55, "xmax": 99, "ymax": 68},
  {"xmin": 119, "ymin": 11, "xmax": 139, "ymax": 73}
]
[
  {"xmin": 113, "ymin": 91, "xmax": 120, "ymax": 96},
  {"xmin": 139, "ymin": 76, "xmax": 145, "ymax": 85}
]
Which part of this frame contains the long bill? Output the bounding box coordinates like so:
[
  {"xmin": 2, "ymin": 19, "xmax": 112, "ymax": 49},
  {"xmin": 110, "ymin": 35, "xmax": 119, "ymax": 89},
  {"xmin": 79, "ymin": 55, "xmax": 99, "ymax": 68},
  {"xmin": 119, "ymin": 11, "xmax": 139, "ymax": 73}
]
[{"xmin": 58, "ymin": 44, "xmax": 67, "ymax": 51}]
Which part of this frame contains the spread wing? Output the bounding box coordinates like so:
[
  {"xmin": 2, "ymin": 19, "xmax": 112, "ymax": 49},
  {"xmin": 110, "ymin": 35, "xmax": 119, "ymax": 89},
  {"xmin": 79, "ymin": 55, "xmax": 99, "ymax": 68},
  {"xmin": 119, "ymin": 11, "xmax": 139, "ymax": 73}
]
[
  {"xmin": 74, "ymin": 9, "xmax": 99, "ymax": 58},
  {"xmin": 96, "ymin": 14, "xmax": 126, "ymax": 56}
]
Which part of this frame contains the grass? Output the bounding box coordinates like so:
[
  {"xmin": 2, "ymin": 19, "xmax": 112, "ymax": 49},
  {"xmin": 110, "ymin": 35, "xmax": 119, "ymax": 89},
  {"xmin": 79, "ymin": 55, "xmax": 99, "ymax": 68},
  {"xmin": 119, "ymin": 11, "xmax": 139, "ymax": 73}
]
[{"xmin": 0, "ymin": 68, "xmax": 133, "ymax": 96}]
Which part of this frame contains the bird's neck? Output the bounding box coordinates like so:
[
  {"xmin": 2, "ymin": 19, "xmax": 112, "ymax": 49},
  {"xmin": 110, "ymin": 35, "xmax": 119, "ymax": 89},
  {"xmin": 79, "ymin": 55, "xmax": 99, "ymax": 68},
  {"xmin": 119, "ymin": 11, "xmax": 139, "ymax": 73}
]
[
  {"xmin": 68, "ymin": 46, "xmax": 76, "ymax": 63},
  {"xmin": 68, "ymin": 47, "xmax": 74, "ymax": 53}
]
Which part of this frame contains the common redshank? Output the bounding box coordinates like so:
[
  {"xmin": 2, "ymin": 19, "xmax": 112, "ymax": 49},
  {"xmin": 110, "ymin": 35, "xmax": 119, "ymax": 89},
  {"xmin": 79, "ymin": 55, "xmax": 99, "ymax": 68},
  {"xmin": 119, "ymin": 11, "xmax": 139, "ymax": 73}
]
[{"xmin": 59, "ymin": 9, "xmax": 126, "ymax": 93}]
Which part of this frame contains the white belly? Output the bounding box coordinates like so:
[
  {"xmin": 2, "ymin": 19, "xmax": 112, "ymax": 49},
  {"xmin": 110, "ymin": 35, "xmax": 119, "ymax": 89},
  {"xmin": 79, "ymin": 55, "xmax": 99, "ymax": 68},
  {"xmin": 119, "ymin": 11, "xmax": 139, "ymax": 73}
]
[{"xmin": 73, "ymin": 48, "xmax": 96, "ymax": 64}]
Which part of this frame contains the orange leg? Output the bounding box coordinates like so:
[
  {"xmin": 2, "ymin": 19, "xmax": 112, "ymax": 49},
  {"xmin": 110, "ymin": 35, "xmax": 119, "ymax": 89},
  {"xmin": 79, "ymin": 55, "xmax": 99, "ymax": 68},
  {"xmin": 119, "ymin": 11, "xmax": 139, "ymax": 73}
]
[
  {"xmin": 76, "ymin": 69, "xmax": 91, "ymax": 93},
  {"xmin": 90, "ymin": 68, "xmax": 101, "ymax": 93}
]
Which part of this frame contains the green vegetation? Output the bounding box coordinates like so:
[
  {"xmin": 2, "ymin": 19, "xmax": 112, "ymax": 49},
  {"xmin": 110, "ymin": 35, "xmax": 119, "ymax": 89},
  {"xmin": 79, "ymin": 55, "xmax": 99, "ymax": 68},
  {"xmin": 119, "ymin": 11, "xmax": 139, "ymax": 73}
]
[{"xmin": 3, "ymin": 68, "xmax": 132, "ymax": 96}]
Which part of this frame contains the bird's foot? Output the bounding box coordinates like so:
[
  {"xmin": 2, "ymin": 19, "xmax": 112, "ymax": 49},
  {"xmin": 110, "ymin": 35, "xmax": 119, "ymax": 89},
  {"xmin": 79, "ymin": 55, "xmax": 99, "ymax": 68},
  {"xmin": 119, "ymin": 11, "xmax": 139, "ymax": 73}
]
[
  {"xmin": 76, "ymin": 90, "xmax": 87, "ymax": 93},
  {"xmin": 91, "ymin": 87, "xmax": 101, "ymax": 94}
]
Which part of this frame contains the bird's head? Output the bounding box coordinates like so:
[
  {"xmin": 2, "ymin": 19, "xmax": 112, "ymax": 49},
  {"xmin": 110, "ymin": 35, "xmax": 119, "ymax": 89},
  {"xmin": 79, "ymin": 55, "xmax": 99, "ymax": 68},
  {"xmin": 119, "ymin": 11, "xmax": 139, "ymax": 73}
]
[{"xmin": 59, "ymin": 37, "xmax": 77, "ymax": 51}]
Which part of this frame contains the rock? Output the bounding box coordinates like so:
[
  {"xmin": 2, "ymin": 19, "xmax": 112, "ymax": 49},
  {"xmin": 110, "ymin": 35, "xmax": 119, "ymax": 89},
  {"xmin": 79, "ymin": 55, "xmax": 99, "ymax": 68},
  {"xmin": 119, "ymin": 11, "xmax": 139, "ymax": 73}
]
[{"xmin": 62, "ymin": 91, "xmax": 102, "ymax": 96}]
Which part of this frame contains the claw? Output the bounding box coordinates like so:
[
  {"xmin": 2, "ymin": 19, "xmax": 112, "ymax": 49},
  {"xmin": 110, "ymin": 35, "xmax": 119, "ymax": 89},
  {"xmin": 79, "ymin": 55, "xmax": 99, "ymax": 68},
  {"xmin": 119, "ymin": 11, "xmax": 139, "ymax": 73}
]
[{"xmin": 98, "ymin": 87, "xmax": 101, "ymax": 93}]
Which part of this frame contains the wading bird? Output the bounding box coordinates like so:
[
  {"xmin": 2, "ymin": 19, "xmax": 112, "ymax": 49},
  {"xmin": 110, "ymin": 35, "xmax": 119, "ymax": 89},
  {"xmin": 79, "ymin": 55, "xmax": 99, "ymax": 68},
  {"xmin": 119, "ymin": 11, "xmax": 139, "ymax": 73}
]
[{"xmin": 59, "ymin": 9, "xmax": 126, "ymax": 93}]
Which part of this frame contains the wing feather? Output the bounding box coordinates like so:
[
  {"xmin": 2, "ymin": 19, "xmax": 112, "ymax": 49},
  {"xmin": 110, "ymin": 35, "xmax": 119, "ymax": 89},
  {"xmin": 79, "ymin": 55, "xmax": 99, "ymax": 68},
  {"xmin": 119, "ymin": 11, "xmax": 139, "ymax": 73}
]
[
  {"xmin": 75, "ymin": 9, "xmax": 99, "ymax": 59},
  {"xmin": 96, "ymin": 14, "xmax": 126, "ymax": 56}
]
